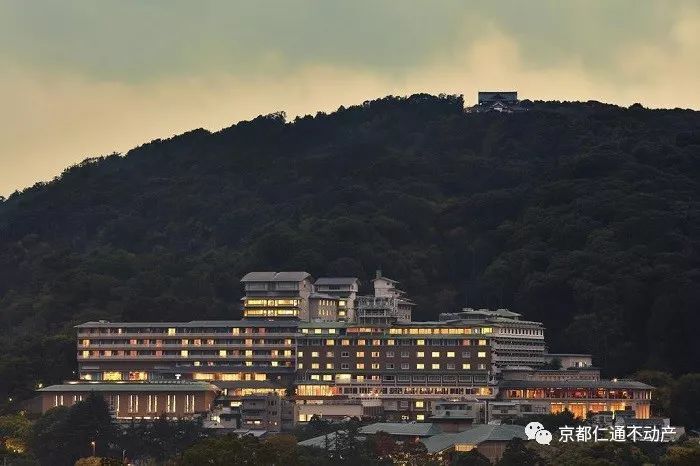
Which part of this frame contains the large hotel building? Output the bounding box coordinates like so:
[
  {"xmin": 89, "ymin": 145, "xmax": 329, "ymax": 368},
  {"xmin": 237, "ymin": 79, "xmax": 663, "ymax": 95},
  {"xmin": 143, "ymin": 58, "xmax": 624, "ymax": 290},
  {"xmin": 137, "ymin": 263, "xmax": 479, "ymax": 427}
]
[{"xmin": 39, "ymin": 271, "xmax": 652, "ymax": 429}]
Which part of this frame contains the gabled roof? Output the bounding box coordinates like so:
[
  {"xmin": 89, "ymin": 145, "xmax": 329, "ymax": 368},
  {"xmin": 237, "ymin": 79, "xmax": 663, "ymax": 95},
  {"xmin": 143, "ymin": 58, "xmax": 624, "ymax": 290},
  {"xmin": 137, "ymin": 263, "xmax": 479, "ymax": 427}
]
[
  {"xmin": 314, "ymin": 277, "xmax": 359, "ymax": 285},
  {"xmin": 241, "ymin": 271, "xmax": 311, "ymax": 282},
  {"xmin": 421, "ymin": 424, "xmax": 527, "ymax": 453},
  {"xmin": 359, "ymin": 422, "xmax": 441, "ymax": 437},
  {"xmin": 498, "ymin": 379, "xmax": 653, "ymax": 390}
]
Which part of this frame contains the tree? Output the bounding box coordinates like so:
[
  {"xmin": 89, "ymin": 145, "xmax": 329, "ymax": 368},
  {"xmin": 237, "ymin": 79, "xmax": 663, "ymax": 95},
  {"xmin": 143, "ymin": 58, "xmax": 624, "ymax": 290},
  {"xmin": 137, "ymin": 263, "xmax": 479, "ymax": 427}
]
[
  {"xmin": 669, "ymin": 374, "xmax": 700, "ymax": 429},
  {"xmin": 452, "ymin": 449, "xmax": 491, "ymax": 466},
  {"xmin": 497, "ymin": 438, "xmax": 543, "ymax": 466}
]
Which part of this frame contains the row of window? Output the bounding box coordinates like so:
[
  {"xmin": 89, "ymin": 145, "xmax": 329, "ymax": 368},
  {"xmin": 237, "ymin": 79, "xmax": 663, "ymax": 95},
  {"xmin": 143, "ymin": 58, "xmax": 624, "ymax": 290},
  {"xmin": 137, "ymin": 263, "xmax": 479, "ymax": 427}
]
[
  {"xmin": 299, "ymin": 349, "xmax": 487, "ymax": 358},
  {"xmin": 299, "ymin": 361, "xmax": 487, "ymax": 370},
  {"xmin": 53, "ymin": 393, "xmax": 195, "ymax": 413}
]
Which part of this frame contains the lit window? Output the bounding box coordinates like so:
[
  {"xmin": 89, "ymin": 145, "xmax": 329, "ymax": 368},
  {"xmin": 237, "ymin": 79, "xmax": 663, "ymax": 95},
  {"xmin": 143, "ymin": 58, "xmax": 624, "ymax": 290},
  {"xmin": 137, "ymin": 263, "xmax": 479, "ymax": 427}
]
[
  {"xmin": 387, "ymin": 339, "xmax": 395, "ymax": 346},
  {"xmin": 478, "ymin": 352, "xmax": 486, "ymax": 358},
  {"xmin": 416, "ymin": 414, "xmax": 425, "ymax": 421},
  {"xmin": 329, "ymin": 329, "xmax": 336, "ymax": 334},
  {"xmin": 417, "ymin": 340, "xmax": 425, "ymax": 346},
  {"xmin": 103, "ymin": 372, "xmax": 122, "ymax": 381},
  {"xmin": 358, "ymin": 340, "xmax": 366, "ymax": 346},
  {"xmin": 357, "ymin": 351, "xmax": 365, "ymax": 358},
  {"xmin": 415, "ymin": 401, "xmax": 424, "ymax": 408},
  {"xmin": 447, "ymin": 352, "xmax": 455, "ymax": 358},
  {"xmin": 432, "ymin": 363, "xmax": 440, "ymax": 370},
  {"xmin": 298, "ymin": 351, "xmax": 304, "ymax": 357},
  {"xmin": 478, "ymin": 339, "xmax": 487, "ymax": 346},
  {"xmin": 326, "ymin": 351, "xmax": 334, "ymax": 357},
  {"xmin": 326, "ymin": 363, "xmax": 334, "ymax": 369},
  {"xmin": 167, "ymin": 328, "xmax": 176, "ymax": 335},
  {"xmin": 431, "ymin": 352, "xmax": 440, "ymax": 358},
  {"xmin": 356, "ymin": 363, "xmax": 365, "ymax": 369},
  {"xmin": 342, "ymin": 339, "xmax": 350, "ymax": 346},
  {"xmin": 417, "ymin": 352, "xmax": 425, "ymax": 358},
  {"xmin": 312, "ymin": 351, "xmax": 319, "ymax": 358},
  {"xmin": 371, "ymin": 363, "xmax": 380, "ymax": 369},
  {"xmin": 416, "ymin": 364, "xmax": 425, "ymax": 370},
  {"xmin": 311, "ymin": 363, "xmax": 319, "ymax": 369},
  {"xmin": 462, "ymin": 363, "xmax": 471, "ymax": 370},
  {"xmin": 180, "ymin": 350, "xmax": 188, "ymax": 357},
  {"xmin": 219, "ymin": 350, "xmax": 227, "ymax": 357}
]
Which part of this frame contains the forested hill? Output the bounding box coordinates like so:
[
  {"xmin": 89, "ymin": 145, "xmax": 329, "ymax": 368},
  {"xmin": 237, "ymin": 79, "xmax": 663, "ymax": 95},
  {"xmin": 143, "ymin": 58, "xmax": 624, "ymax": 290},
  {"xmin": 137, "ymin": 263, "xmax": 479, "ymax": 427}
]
[{"xmin": 1, "ymin": 94, "xmax": 699, "ymax": 401}]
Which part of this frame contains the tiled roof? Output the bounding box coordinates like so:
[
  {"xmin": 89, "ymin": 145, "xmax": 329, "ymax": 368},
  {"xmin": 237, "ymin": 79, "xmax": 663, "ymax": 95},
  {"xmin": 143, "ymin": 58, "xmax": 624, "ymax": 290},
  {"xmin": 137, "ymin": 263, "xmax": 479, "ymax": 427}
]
[
  {"xmin": 241, "ymin": 271, "xmax": 311, "ymax": 282},
  {"xmin": 314, "ymin": 277, "xmax": 359, "ymax": 285},
  {"xmin": 359, "ymin": 422, "xmax": 442, "ymax": 437},
  {"xmin": 421, "ymin": 424, "xmax": 527, "ymax": 453},
  {"xmin": 498, "ymin": 379, "xmax": 653, "ymax": 390}
]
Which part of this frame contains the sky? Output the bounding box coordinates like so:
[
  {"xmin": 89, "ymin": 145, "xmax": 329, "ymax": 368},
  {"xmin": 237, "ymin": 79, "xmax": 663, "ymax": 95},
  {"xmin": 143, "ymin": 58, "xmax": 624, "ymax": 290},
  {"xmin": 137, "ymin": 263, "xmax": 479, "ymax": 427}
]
[{"xmin": 1, "ymin": 0, "xmax": 699, "ymax": 196}]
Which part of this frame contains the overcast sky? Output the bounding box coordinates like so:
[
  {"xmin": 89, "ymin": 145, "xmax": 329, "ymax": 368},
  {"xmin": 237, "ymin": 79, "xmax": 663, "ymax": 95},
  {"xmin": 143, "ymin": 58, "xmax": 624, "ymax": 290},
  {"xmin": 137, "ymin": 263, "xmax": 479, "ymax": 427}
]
[{"xmin": 1, "ymin": 0, "xmax": 699, "ymax": 195}]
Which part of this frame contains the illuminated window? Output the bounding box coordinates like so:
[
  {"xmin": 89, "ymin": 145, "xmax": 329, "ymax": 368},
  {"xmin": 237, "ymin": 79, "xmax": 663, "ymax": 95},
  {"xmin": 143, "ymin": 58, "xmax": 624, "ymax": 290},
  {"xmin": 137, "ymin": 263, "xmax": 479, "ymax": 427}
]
[
  {"xmin": 326, "ymin": 339, "xmax": 335, "ymax": 346},
  {"xmin": 478, "ymin": 352, "xmax": 486, "ymax": 358},
  {"xmin": 431, "ymin": 352, "xmax": 440, "ymax": 358},
  {"xmin": 326, "ymin": 363, "xmax": 334, "ymax": 369},
  {"xmin": 415, "ymin": 401, "xmax": 424, "ymax": 408},
  {"xmin": 148, "ymin": 395, "xmax": 158, "ymax": 412},
  {"xmin": 129, "ymin": 371, "xmax": 148, "ymax": 381},
  {"xmin": 322, "ymin": 374, "xmax": 333, "ymax": 381},
  {"xmin": 128, "ymin": 395, "xmax": 139, "ymax": 413},
  {"xmin": 417, "ymin": 340, "xmax": 425, "ymax": 346},
  {"xmin": 478, "ymin": 339, "xmax": 487, "ymax": 346},
  {"xmin": 341, "ymin": 339, "xmax": 350, "ymax": 346},
  {"xmin": 371, "ymin": 363, "xmax": 380, "ymax": 369},
  {"xmin": 167, "ymin": 328, "xmax": 176, "ymax": 335},
  {"xmin": 166, "ymin": 395, "xmax": 176, "ymax": 413},
  {"xmin": 417, "ymin": 351, "xmax": 425, "ymax": 358},
  {"xmin": 462, "ymin": 363, "xmax": 471, "ymax": 370},
  {"xmin": 81, "ymin": 350, "xmax": 89, "ymax": 358},
  {"xmin": 314, "ymin": 329, "xmax": 322, "ymax": 334},
  {"xmin": 298, "ymin": 351, "xmax": 304, "ymax": 357},
  {"xmin": 271, "ymin": 361, "xmax": 279, "ymax": 367},
  {"xmin": 326, "ymin": 351, "xmax": 334, "ymax": 357},
  {"xmin": 356, "ymin": 363, "xmax": 365, "ymax": 369},
  {"xmin": 447, "ymin": 352, "xmax": 455, "ymax": 358},
  {"xmin": 103, "ymin": 372, "xmax": 122, "ymax": 381},
  {"xmin": 387, "ymin": 339, "xmax": 395, "ymax": 346},
  {"xmin": 416, "ymin": 363, "xmax": 425, "ymax": 370},
  {"xmin": 311, "ymin": 363, "xmax": 320, "ymax": 369},
  {"xmin": 416, "ymin": 414, "xmax": 425, "ymax": 421},
  {"xmin": 180, "ymin": 350, "xmax": 189, "ymax": 357},
  {"xmin": 358, "ymin": 340, "xmax": 366, "ymax": 346},
  {"xmin": 219, "ymin": 350, "xmax": 227, "ymax": 357},
  {"xmin": 432, "ymin": 364, "xmax": 440, "ymax": 369},
  {"xmin": 357, "ymin": 352, "xmax": 365, "ymax": 358},
  {"xmin": 371, "ymin": 352, "xmax": 380, "ymax": 358},
  {"xmin": 312, "ymin": 351, "xmax": 319, "ymax": 358},
  {"xmin": 311, "ymin": 374, "xmax": 320, "ymax": 381},
  {"xmin": 329, "ymin": 329, "xmax": 336, "ymax": 334}
]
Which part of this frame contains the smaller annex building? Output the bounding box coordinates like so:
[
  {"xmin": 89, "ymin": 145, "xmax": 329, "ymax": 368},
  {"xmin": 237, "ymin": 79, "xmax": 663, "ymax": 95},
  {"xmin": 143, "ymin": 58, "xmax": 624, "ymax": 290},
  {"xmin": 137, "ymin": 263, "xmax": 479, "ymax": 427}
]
[{"xmin": 36, "ymin": 381, "xmax": 219, "ymax": 419}]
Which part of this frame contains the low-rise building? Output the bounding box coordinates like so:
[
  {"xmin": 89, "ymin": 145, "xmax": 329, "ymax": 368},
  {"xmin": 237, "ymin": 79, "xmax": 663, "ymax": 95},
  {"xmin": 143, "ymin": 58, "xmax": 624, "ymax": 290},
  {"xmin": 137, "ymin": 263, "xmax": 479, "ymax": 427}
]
[
  {"xmin": 420, "ymin": 424, "xmax": 527, "ymax": 463},
  {"xmin": 36, "ymin": 381, "xmax": 219, "ymax": 419}
]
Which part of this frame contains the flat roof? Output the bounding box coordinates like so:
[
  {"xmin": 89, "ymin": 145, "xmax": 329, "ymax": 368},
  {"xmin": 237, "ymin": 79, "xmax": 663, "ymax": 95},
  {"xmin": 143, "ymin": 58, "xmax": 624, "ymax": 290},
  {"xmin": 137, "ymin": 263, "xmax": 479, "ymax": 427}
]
[
  {"xmin": 76, "ymin": 320, "xmax": 300, "ymax": 328},
  {"xmin": 38, "ymin": 382, "xmax": 220, "ymax": 392},
  {"xmin": 241, "ymin": 271, "xmax": 311, "ymax": 282},
  {"xmin": 498, "ymin": 379, "xmax": 653, "ymax": 390}
]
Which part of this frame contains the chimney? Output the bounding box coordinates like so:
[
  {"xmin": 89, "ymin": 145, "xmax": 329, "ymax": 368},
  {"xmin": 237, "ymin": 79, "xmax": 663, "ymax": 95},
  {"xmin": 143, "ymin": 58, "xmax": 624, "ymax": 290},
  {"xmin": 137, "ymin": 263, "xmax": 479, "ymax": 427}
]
[{"xmin": 375, "ymin": 269, "xmax": 382, "ymax": 279}]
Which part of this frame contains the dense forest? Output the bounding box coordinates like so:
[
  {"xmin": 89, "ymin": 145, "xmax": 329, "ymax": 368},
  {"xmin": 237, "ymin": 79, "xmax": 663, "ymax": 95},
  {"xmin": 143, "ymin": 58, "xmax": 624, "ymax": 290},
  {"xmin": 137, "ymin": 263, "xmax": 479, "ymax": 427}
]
[{"xmin": 1, "ymin": 94, "xmax": 699, "ymax": 403}]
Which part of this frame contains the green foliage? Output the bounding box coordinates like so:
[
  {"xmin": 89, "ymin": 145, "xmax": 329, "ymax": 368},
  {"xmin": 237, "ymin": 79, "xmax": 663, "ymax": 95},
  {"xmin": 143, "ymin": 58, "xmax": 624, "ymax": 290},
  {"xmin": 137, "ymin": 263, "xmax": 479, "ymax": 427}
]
[
  {"xmin": 452, "ymin": 449, "xmax": 491, "ymax": 466},
  {"xmin": 497, "ymin": 437, "xmax": 544, "ymax": 465},
  {"xmin": 660, "ymin": 440, "xmax": 700, "ymax": 465},
  {"xmin": 511, "ymin": 410, "xmax": 578, "ymax": 432},
  {"xmin": 29, "ymin": 394, "xmax": 117, "ymax": 466},
  {"xmin": 668, "ymin": 374, "xmax": 700, "ymax": 429},
  {"xmin": 180, "ymin": 433, "xmax": 303, "ymax": 466},
  {"xmin": 1, "ymin": 95, "xmax": 700, "ymax": 403}
]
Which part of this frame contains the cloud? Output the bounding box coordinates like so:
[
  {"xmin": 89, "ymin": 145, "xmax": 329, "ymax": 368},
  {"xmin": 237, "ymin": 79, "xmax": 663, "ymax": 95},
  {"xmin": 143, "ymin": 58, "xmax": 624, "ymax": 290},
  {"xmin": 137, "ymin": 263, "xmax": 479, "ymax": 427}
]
[{"xmin": 0, "ymin": 1, "xmax": 698, "ymax": 195}]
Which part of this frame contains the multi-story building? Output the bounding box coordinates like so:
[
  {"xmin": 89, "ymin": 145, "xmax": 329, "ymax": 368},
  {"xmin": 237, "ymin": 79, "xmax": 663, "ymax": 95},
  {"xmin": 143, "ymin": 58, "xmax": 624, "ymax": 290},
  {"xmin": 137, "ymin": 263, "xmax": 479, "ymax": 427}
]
[
  {"xmin": 49, "ymin": 271, "xmax": 652, "ymax": 428},
  {"xmin": 355, "ymin": 271, "xmax": 414, "ymax": 325},
  {"xmin": 313, "ymin": 277, "xmax": 360, "ymax": 322},
  {"xmin": 440, "ymin": 308, "xmax": 546, "ymax": 373},
  {"xmin": 241, "ymin": 272, "xmax": 313, "ymax": 319}
]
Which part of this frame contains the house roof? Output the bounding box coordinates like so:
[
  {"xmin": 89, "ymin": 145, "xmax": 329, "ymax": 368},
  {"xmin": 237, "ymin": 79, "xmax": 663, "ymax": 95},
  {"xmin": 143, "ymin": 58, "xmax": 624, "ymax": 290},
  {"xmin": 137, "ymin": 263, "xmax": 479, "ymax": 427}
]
[
  {"xmin": 314, "ymin": 277, "xmax": 359, "ymax": 285},
  {"xmin": 241, "ymin": 271, "xmax": 311, "ymax": 282},
  {"xmin": 38, "ymin": 382, "xmax": 220, "ymax": 393},
  {"xmin": 309, "ymin": 293, "xmax": 338, "ymax": 300},
  {"xmin": 498, "ymin": 379, "xmax": 653, "ymax": 390},
  {"xmin": 359, "ymin": 422, "xmax": 442, "ymax": 437},
  {"xmin": 421, "ymin": 424, "xmax": 527, "ymax": 453}
]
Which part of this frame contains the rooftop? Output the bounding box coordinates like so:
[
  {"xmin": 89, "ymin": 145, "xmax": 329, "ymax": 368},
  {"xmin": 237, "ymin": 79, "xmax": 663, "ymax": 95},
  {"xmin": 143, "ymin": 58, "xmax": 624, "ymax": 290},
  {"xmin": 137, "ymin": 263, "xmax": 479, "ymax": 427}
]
[
  {"xmin": 421, "ymin": 424, "xmax": 527, "ymax": 453},
  {"xmin": 38, "ymin": 381, "xmax": 220, "ymax": 392},
  {"xmin": 359, "ymin": 422, "xmax": 442, "ymax": 437},
  {"xmin": 241, "ymin": 271, "xmax": 311, "ymax": 282},
  {"xmin": 499, "ymin": 379, "xmax": 653, "ymax": 390},
  {"xmin": 314, "ymin": 277, "xmax": 359, "ymax": 285},
  {"xmin": 76, "ymin": 320, "xmax": 299, "ymax": 328}
]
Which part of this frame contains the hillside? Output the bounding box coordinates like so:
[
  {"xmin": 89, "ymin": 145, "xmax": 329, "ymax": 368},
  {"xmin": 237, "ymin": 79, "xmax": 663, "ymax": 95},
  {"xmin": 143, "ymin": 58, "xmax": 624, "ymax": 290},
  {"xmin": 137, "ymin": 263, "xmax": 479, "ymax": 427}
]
[{"xmin": 1, "ymin": 94, "xmax": 699, "ymax": 402}]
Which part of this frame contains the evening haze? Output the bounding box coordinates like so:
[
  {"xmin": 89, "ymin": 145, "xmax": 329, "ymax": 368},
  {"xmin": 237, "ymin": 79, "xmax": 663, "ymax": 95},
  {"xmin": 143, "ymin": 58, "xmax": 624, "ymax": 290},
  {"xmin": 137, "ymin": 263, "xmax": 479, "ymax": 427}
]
[{"xmin": 1, "ymin": 0, "xmax": 699, "ymax": 196}]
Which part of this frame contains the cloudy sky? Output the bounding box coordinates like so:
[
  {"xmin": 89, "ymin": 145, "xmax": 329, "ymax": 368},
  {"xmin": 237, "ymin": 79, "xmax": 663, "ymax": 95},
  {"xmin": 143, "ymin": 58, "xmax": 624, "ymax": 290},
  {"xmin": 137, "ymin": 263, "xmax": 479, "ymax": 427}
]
[{"xmin": 1, "ymin": 0, "xmax": 699, "ymax": 195}]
